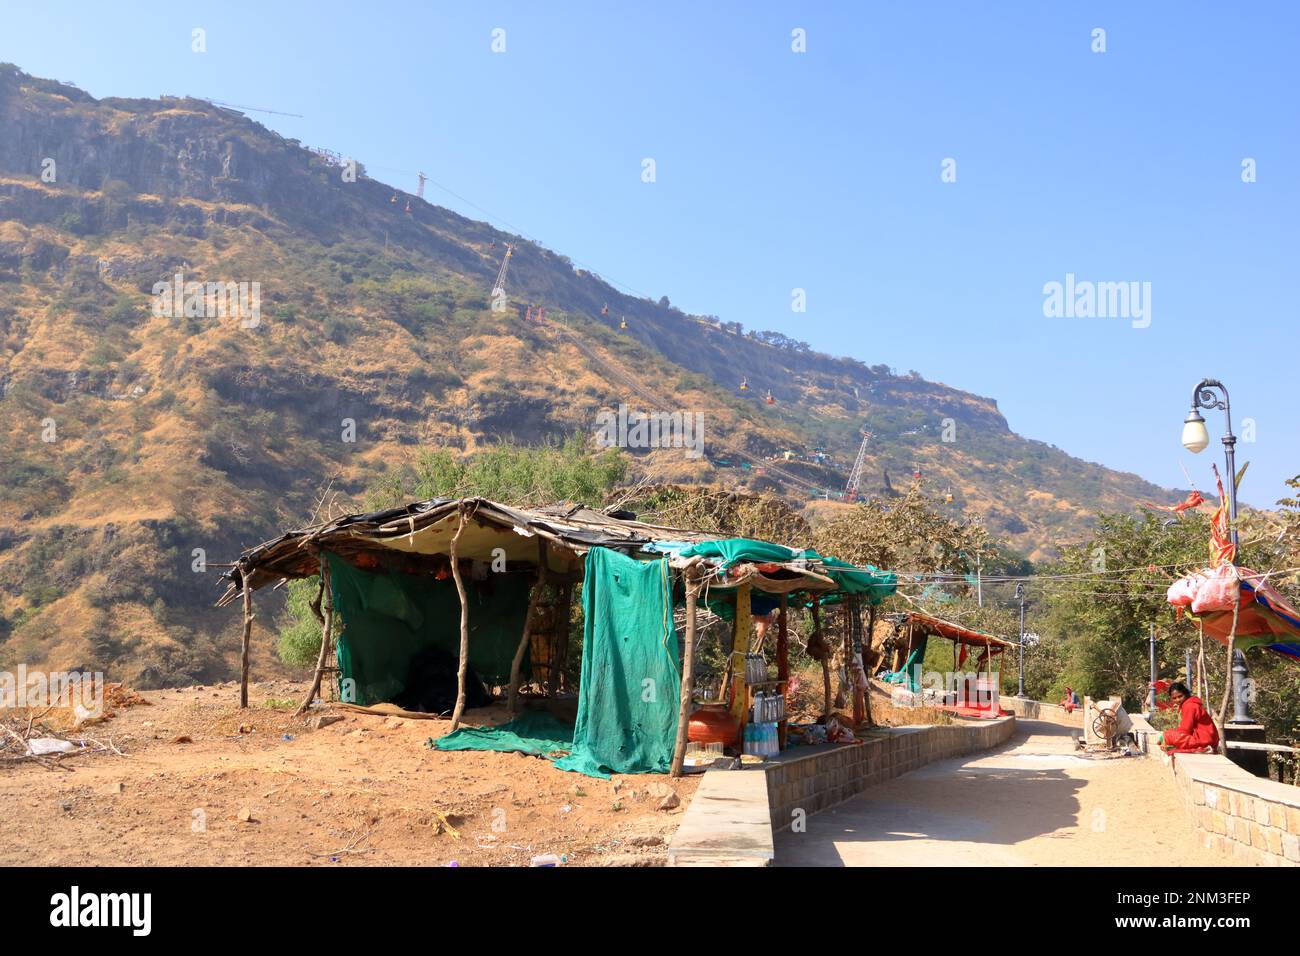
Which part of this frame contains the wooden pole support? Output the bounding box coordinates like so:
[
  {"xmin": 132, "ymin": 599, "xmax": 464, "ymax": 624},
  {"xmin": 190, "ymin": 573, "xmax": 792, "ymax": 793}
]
[
  {"xmin": 671, "ymin": 572, "xmax": 700, "ymax": 778},
  {"xmin": 840, "ymin": 603, "xmax": 853, "ymax": 710},
  {"xmin": 777, "ymin": 594, "xmax": 789, "ymax": 682},
  {"xmin": 548, "ymin": 579, "xmax": 573, "ymax": 698},
  {"xmin": 239, "ymin": 569, "xmax": 254, "ymax": 708},
  {"xmin": 777, "ymin": 593, "xmax": 789, "ymax": 748},
  {"xmin": 864, "ymin": 603, "xmax": 876, "ymax": 725},
  {"xmin": 812, "ymin": 600, "xmax": 831, "ymax": 719},
  {"xmin": 297, "ymin": 557, "xmax": 333, "ymax": 716},
  {"xmin": 448, "ymin": 504, "xmax": 472, "ymax": 732},
  {"xmin": 508, "ymin": 540, "xmax": 548, "ymax": 715},
  {"xmin": 851, "ymin": 598, "xmax": 866, "ymax": 727}
]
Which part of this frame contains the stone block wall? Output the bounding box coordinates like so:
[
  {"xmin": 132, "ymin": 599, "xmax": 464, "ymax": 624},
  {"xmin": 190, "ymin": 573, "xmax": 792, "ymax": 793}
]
[
  {"xmin": 1171, "ymin": 752, "xmax": 1300, "ymax": 866},
  {"xmin": 998, "ymin": 696, "xmax": 1084, "ymax": 728},
  {"xmin": 1133, "ymin": 712, "xmax": 1300, "ymax": 867}
]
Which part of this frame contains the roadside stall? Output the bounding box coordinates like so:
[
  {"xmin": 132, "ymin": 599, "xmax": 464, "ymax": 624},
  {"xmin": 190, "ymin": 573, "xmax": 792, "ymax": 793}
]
[
  {"xmin": 879, "ymin": 610, "xmax": 1015, "ymax": 718},
  {"xmin": 220, "ymin": 499, "xmax": 899, "ymax": 779}
]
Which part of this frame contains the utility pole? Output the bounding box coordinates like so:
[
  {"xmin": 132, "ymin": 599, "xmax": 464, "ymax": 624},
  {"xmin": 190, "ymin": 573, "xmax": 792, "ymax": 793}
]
[
  {"xmin": 1148, "ymin": 623, "xmax": 1158, "ymax": 713},
  {"xmin": 976, "ymin": 554, "xmax": 983, "ymax": 608},
  {"xmin": 1015, "ymin": 583, "xmax": 1026, "ymax": 698}
]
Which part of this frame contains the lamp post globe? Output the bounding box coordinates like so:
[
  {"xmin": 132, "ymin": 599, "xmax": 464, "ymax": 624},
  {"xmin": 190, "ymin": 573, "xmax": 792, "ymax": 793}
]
[{"xmin": 1181, "ymin": 410, "xmax": 1210, "ymax": 454}]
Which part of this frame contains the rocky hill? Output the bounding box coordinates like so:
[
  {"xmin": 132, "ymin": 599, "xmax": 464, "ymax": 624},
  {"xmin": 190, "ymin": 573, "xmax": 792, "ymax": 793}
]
[{"xmin": 0, "ymin": 65, "xmax": 1178, "ymax": 684}]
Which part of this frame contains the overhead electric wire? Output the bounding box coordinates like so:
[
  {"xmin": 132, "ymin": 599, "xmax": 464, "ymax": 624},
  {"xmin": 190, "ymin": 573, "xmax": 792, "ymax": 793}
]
[{"xmin": 363, "ymin": 163, "xmax": 656, "ymax": 301}]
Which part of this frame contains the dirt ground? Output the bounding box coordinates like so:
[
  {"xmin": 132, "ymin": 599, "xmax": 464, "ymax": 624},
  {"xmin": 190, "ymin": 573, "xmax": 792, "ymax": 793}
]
[{"xmin": 0, "ymin": 680, "xmax": 698, "ymax": 867}]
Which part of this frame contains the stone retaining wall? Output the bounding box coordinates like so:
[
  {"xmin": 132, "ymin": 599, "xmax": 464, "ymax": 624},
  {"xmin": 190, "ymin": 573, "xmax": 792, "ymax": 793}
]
[
  {"xmin": 765, "ymin": 717, "xmax": 1017, "ymax": 833},
  {"xmin": 1132, "ymin": 713, "xmax": 1300, "ymax": 866},
  {"xmin": 998, "ymin": 696, "xmax": 1083, "ymax": 728}
]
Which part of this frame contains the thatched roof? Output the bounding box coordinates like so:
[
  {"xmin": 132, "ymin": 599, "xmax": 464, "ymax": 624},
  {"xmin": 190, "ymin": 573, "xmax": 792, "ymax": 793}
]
[
  {"xmin": 904, "ymin": 610, "xmax": 1016, "ymax": 650},
  {"xmin": 218, "ymin": 497, "xmax": 838, "ymax": 606}
]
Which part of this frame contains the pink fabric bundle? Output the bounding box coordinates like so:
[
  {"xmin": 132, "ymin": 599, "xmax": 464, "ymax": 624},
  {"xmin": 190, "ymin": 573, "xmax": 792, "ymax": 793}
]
[
  {"xmin": 1166, "ymin": 572, "xmax": 1207, "ymax": 607},
  {"xmin": 1189, "ymin": 565, "xmax": 1242, "ymax": 614}
]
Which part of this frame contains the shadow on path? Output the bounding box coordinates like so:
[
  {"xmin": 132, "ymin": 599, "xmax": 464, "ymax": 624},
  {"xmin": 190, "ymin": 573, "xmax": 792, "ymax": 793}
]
[{"xmin": 775, "ymin": 719, "xmax": 1107, "ymax": 867}]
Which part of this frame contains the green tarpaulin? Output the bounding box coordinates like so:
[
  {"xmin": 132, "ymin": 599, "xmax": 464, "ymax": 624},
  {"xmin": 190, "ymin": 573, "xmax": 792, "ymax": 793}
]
[
  {"xmin": 435, "ymin": 710, "xmax": 578, "ymax": 761},
  {"xmin": 881, "ymin": 633, "xmax": 929, "ymax": 693},
  {"xmin": 559, "ymin": 547, "xmax": 680, "ymax": 776},
  {"xmin": 436, "ymin": 547, "xmax": 680, "ymax": 778},
  {"xmin": 672, "ymin": 540, "xmax": 897, "ymax": 606},
  {"xmin": 328, "ymin": 552, "xmax": 530, "ymax": 706},
  {"xmin": 798, "ymin": 549, "xmax": 897, "ymax": 605},
  {"xmin": 676, "ymin": 537, "xmax": 796, "ymax": 568}
]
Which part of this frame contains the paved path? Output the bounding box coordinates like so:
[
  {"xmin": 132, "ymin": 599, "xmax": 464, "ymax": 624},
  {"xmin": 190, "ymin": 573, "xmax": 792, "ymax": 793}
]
[{"xmin": 775, "ymin": 719, "xmax": 1217, "ymax": 867}]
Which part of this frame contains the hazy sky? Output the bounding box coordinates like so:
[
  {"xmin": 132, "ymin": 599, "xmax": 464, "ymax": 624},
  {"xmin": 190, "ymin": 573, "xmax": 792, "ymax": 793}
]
[{"xmin": 6, "ymin": 1, "xmax": 1297, "ymax": 506}]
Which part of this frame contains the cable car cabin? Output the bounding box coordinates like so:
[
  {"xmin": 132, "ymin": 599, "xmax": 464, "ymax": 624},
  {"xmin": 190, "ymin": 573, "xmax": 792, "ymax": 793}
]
[
  {"xmin": 739, "ymin": 378, "xmax": 749, "ymax": 391},
  {"xmin": 764, "ymin": 391, "xmax": 775, "ymax": 405},
  {"xmin": 601, "ymin": 305, "xmax": 609, "ymax": 316},
  {"xmin": 619, "ymin": 317, "xmax": 627, "ymax": 330},
  {"xmin": 390, "ymin": 192, "xmax": 397, "ymax": 203}
]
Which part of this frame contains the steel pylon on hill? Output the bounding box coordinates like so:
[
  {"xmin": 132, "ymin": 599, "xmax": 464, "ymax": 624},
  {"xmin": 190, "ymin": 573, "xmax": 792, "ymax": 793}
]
[
  {"xmin": 491, "ymin": 243, "xmax": 514, "ymax": 301},
  {"xmin": 844, "ymin": 433, "xmax": 870, "ymax": 502}
]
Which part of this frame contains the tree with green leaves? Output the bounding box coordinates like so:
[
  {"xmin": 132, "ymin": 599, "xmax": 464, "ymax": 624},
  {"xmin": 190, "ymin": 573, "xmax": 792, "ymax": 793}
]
[
  {"xmin": 619, "ymin": 484, "xmax": 811, "ymax": 546},
  {"xmin": 813, "ymin": 482, "xmax": 992, "ymax": 575},
  {"xmin": 1040, "ymin": 503, "xmax": 1300, "ymax": 757},
  {"xmin": 275, "ymin": 576, "xmax": 340, "ymax": 667},
  {"xmin": 1038, "ymin": 510, "xmax": 1212, "ymax": 706}
]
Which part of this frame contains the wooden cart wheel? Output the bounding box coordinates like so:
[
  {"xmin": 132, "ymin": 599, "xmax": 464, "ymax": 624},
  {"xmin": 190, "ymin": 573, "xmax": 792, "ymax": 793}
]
[{"xmin": 1092, "ymin": 707, "xmax": 1118, "ymax": 740}]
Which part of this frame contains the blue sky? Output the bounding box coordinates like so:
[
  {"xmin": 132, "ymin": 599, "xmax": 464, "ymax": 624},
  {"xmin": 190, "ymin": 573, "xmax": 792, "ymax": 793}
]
[{"xmin": 6, "ymin": 1, "xmax": 1298, "ymax": 506}]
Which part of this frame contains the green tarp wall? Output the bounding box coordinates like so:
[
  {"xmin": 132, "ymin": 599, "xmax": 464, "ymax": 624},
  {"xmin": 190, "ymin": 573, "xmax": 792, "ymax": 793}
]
[
  {"xmin": 327, "ymin": 552, "xmax": 531, "ymax": 706},
  {"xmin": 881, "ymin": 633, "xmax": 929, "ymax": 693},
  {"xmin": 436, "ymin": 547, "xmax": 680, "ymax": 778},
  {"xmin": 563, "ymin": 547, "xmax": 680, "ymax": 775}
]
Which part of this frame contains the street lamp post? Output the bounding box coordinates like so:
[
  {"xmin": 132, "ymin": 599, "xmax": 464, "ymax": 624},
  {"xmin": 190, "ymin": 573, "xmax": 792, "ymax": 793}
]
[
  {"xmin": 1181, "ymin": 378, "xmax": 1250, "ymax": 724},
  {"xmin": 1015, "ymin": 583, "xmax": 1027, "ymax": 698},
  {"xmin": 1149, "ymin": 623, "xmax": 1158, "ymax": 713}
]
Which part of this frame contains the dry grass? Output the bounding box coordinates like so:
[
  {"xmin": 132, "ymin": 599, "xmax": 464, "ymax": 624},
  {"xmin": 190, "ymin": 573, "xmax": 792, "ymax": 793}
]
[{"xmin": 786, "ymin": 664, "xmax": 955, "ymax": 729}]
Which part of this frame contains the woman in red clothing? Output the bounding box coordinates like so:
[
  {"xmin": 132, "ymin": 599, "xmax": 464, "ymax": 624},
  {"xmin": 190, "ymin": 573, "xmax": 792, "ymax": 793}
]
[{"xmin": 1160, "ymin": 682, "xmax": 1220, "ymax": 753}]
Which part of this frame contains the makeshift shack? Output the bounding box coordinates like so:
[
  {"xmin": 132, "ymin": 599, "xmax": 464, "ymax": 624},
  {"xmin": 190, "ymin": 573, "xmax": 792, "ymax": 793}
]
[
  {"xmin": 879, "ymin": 610, "xmax": 1015, "ymax": 718},
  {"xmin": 220, "ymin": 497, "xmax": 896, "ymax": 778}
]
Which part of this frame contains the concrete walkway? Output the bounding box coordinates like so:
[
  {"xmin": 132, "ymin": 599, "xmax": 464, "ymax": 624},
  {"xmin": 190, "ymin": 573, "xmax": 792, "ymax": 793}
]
[
  {"xmin": 667, "ymin": 766, "xmax": 771, "ymax": 867},
  {"xmin": 775, "ymin": 718, "xmax": 1216, "ymax": 867}
]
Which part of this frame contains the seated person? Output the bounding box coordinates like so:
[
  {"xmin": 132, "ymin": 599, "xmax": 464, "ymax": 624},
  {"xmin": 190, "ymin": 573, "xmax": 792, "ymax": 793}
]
[
  {"xmin": 1058, "ymin": 686, "xmax": 1080, "ymax": 713},
  {"xmin": 1159, "ymin": 681, "xmax": 1220, "ymax": 753}
]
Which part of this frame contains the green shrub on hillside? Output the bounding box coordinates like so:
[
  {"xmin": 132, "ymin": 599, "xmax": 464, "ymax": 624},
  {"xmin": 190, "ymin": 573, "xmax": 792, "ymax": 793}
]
[
  {"xmin": 276, "ymin": 576, "xmax": 336, "ymax": 667},
  {"xmin": 362, "ymin": 434, "xmax": 627, "ymax": 512}
]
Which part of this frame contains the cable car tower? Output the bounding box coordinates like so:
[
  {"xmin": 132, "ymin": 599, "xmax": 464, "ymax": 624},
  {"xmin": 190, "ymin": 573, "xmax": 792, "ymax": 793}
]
[
  {"xmin": 491, "ymin": 243, "xmax": 514, "ymax": 302},
  {"xmin": 844, "ymin": 432, "xmax": 870, "ymax": 502}
]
